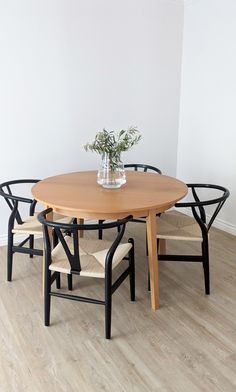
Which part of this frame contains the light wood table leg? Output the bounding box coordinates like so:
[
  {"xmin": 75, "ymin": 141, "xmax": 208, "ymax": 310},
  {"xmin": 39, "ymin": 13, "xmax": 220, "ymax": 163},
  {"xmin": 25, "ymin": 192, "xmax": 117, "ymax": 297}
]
[
  {"xmin": 146, "ymin": 210, "xmax": 159, "ymax": 310},
  {"xmin": 78, "ymin": 218, "xmax": 84, "ymax": 238}
]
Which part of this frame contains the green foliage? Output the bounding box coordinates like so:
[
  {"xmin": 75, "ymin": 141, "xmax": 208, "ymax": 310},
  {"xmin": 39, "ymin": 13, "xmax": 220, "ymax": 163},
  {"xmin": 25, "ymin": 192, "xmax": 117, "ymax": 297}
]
[{"xmin": 84, "ymin": 127, "xmax": 141, "ymax": 170}]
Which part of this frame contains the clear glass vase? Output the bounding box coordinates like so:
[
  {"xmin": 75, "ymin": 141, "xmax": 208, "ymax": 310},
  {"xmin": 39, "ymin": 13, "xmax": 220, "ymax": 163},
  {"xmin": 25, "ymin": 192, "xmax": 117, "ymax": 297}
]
[{"xmin": 97, "ymin": 153, "xmax": 126, "ymax": 189}]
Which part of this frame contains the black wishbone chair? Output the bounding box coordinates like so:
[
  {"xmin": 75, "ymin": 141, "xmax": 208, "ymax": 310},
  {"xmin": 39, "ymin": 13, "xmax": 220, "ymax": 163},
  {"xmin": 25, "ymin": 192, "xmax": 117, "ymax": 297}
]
[
  {"xmin": 156, "ymin": 184, "xmax": 230, "ymax": 294},
  {"xmin": 124, "ymin": 163, "xmax": 162, "ymax": 174},
  {"xmin": 98, "ymin": 163, "xmax": 162, "ymax": 240},
  {"xmin": 124, "ymin": 164, "xmax": 162, "ymax": 226},
  {"xmin": 38, "ymin": 209, "xmax": 135, "ymax": 339},
  {"xmin": 0, "ymin": 179, "xmax": 72, "ymax": 282}
]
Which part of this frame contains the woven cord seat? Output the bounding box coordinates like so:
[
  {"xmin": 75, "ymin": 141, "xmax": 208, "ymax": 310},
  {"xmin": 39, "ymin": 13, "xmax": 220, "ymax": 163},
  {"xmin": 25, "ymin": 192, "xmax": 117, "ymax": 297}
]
[
  {"xmin": 50, "ymin": 236, "xmax": 132, "ymax": 278},
  {"xmin": 157, "ymin": 210, "xmax": 202, "ymax": 241},
  {"xmin": 12, "ymin": 212, "xmax": 72, "ymax": 235}
]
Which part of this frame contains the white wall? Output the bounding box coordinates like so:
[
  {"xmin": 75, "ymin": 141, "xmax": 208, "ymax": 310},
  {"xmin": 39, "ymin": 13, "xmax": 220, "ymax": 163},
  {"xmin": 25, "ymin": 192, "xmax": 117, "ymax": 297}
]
[
  {"xmin": 177, "ymin": 0, "xmax": 236, "ymax": 234},
  {"xmin": 0, "ymin": 0, "xmax": 184, "ymax": 241}
]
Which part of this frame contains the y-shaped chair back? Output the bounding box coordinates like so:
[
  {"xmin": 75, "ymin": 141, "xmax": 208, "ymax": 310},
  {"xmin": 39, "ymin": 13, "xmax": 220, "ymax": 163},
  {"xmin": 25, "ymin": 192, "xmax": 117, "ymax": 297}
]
[
  {"xmin": 38, "ymin": 209, "xmax": 135, "ymax": 339},
  {"xmin": 157, "ymin": 183, "xmax": 230, "ymax": 294},
  {"xmin": 0, "ymin": 179, "xmax": 42, "ymax": 281}
]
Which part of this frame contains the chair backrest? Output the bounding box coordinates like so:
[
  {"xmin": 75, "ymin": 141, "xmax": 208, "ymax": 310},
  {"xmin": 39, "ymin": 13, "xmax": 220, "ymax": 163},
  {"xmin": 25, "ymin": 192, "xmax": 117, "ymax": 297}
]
[
  {"xmin": 175, "ymin": 184, "xmax": 230, "ymax": 234},
  {"xmin": 38, "ymin": 208, "xmax": 133, "ymax": 274},
  {"xmin": 124, "ymin": 164, "xmax": 162, "ymax": 174},
  {"xmin": 0, "ymin": 179, "xmax": 40, "ymax": 225}
]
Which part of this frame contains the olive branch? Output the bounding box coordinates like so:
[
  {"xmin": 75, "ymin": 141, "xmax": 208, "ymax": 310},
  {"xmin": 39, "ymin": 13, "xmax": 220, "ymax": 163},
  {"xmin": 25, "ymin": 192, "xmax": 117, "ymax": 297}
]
[{"xmin": 84, "ymin": 127, "xmax": 141, "ymax": 171}]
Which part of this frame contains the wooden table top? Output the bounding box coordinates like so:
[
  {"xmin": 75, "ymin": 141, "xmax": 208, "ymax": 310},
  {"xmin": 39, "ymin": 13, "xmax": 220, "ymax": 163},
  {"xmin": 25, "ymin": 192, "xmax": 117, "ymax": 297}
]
[{"xmin": 32, "ymin": 171, "xmax": 188, "ymax": 219}]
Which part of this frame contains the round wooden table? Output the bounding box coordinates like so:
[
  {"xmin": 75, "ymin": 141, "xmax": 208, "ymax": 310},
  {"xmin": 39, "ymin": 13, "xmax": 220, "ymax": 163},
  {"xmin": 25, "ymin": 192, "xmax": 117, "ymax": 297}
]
[{"xmin": 32, "ymin": 170, "xmax": 187, "ymax": 310}]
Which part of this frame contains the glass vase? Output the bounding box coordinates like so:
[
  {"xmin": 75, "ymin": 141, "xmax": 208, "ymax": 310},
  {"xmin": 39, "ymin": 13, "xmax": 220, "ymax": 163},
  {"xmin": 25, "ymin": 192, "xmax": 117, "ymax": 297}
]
[{"xmin": 97, "ymin": 153, "xmax": 126, "ymax": 189}]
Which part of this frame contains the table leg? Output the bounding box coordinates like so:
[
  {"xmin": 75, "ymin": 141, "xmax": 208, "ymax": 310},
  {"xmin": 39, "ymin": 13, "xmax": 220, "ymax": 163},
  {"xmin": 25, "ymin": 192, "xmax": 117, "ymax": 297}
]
[
  {"xmin": 78, "ymin": 218, "xmax": 84, "ymax": 238},
  {"xmin": 146, "ymin": 210, "xmax": 159, "ymax": 310}
]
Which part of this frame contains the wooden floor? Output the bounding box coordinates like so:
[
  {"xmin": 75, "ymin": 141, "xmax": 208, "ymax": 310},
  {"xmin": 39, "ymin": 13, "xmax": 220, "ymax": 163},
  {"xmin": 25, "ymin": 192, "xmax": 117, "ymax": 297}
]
[{"xmin": 0, "ymin": 223, "xmax": 236, "ymax": 392}]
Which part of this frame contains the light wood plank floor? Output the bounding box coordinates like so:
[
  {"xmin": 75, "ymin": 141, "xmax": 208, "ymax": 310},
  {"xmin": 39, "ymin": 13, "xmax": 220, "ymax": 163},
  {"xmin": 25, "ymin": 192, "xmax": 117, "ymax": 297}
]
[{"xmin": 0, "ymin": 223, "xmax": 236, "ymax": 392}]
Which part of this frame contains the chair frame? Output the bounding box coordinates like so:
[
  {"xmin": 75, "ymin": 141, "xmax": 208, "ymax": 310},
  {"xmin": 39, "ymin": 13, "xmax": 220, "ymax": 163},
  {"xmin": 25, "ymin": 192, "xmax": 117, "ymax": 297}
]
[
  {"xmin": 124, "ymin": 163, "xmax": 162, "ymax": 174},
  {"xmin": 0, "ymin": 179, "xmax": 43, "ymax": 281},
  {"xmin": 157, "ymin": 183, "xmax": 230, "ymax": 294},
  {"xmin": 98, "ymin": 163, "xmax": 162, "ymax": 239},
  {"xmin": 38, "ymin": 209, "xmax": 135, "ymax": 339},
  {"xmin": 124, "ymin": 164, "xmax": 162, "ymax": 223}
]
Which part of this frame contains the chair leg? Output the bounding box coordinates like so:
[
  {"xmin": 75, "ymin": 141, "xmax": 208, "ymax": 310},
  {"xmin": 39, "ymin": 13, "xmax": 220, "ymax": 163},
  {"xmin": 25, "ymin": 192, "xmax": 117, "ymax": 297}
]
[
  {"xmin": 7, "ymin": 232, "xmax": 14, "ymax": 282},
  {"xmin": 147, "ymin": 233, "xmax": 152, "ymax": 291},
  {"xmin": 29, "ymin": 235, "xmax": 34, "ymax": 258},
  {"xmin": 145, "ymin": 230, "xmax": 148, "ymax": 256},
  {"xmin": 202, "ymin": 240, "xmax": 210, "ymax": 295},
  {"xmin": 56, "ymin": 272, "xmax": 61, "ymax": 289},
  {"xmin": 67, "ymin": 274, "xmax": 73, "ymax": 291},
  {"xmin": 129, "ymin": 245, "xmax": 135, "ymax": 301},
  {"xmin": 147, "ymin": 270, "xmax": 150, "ymax": 292},
  {"xmin": 105, "ymin": 270, "xmax": 112, "ymax": 339},
  {"xmin": 53, "ymin": 230, "xmax": 58, "ymax": 247},
  {"xmin": 159, "ymin": 239, "xmax": 166, "ymax": 254},
  {"xmin": 147, "ymin": 238, "xmax": 159, "ymax": 291},
  {"xmin": 98, "ymin": 220, "xmax": 104, "ymax": 240},
  {"xmin": 148, "ymin": 239, "xmax": 165, "ymax": 289},
  {"xmin": 45, "ymin": 269, "xmax": 51, "ymax": 326}
]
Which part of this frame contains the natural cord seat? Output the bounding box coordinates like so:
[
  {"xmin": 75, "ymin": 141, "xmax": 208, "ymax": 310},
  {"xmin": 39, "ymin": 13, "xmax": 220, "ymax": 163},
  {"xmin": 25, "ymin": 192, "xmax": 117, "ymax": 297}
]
[
  {"xmin": 12, "ymin": 212, "xmax": 71, "ymax": 235},
  {"xmin": 0, "ymin": 179, "xmax": 72, "ymax": 282},
  {"xmin": 156, "ymin": 183, "xmax": 230, "ymax": 294},
  {"xmin": 157, "ymin": 210, "xmax": 202, "ymax": 241},
  {"xmin": 38, "ymin": 209, "xmax": 135, "ymax": 339},
  {"xmin": 50, "ymin": 236, "xmax": 132, "ymax": 278}
]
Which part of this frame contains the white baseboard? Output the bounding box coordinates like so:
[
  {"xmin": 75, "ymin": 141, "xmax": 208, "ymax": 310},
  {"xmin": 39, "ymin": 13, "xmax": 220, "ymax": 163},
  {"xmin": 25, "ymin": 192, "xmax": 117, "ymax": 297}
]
[{"xmin": 212, "ymin": 217, "xmax": 236, "ymax": 236}]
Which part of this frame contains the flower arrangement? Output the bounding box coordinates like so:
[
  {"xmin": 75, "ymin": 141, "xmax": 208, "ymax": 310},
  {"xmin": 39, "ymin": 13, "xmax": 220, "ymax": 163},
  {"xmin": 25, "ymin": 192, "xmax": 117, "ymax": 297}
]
[{"xmin": 84, "ymin": 127, "xmax": 141, "ymax": 171}]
